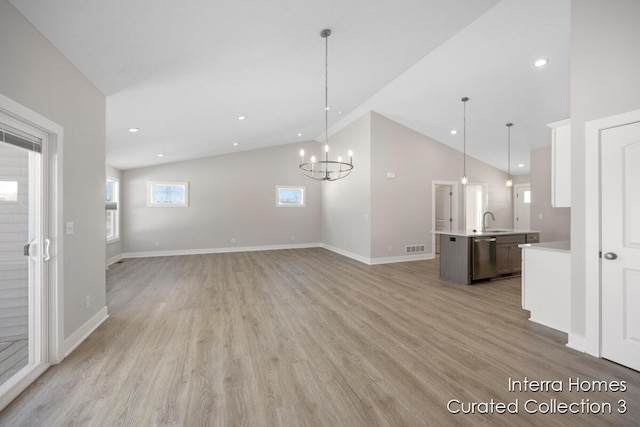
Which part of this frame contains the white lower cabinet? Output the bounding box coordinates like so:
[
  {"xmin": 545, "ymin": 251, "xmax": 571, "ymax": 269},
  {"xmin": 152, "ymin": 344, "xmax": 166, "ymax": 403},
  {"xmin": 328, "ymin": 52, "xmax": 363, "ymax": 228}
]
[{"xmin": 521, "ymin": 242, "xmax": 570, "ymax": 332}]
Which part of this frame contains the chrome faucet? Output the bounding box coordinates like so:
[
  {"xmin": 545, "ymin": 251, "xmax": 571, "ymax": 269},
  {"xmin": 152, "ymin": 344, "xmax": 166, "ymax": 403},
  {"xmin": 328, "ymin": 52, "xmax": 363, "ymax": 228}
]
[{"xmin": 482, "ymin": 211, "xmax": 495, "ymax": 232}]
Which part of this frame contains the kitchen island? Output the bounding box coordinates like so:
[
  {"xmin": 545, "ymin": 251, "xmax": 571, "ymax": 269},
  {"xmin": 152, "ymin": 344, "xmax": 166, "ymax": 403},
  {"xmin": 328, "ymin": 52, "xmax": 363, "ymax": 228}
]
[{"xmin": 434, "ymin": 230, "xmax": 540, "ymax": 285}]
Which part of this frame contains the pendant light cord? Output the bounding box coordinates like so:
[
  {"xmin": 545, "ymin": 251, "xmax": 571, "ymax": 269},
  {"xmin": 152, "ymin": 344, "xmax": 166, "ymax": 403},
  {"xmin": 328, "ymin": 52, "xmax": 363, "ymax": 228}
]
[
  {"xmin": 507, "ymin": 125, "xmax": 511, "ymax": 178},
  {"xmin": 462, "ymin": 97, "xmax": 468, "ymax": 178},
  {"xmin": 325, "ymin": 32, "xmax": 329, "ymax": 146}
]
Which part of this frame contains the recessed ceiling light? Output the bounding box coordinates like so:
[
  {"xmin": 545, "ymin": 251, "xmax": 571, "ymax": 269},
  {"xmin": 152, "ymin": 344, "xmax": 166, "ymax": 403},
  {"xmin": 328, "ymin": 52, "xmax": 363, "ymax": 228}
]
[
  {"xmin": 517, "ymin": 163, "xmax": 525, "ymax": 167},
  {"xmin": 297, "ymin": 133, "xmax": 303, "ymax": 137},
  {"xmin": 233, "ymin": 142, "xmax": 239, "ymax": 146},
  {"xmin": 324, "ymin": 106, "xmax": 331, "ymax": 111},
  {"xmin": 338, "ymin": 111, "xmax": 343, "ymax": 115},
  {"xmin": 450, "ymin": 129, "xmax": 458, "ymax": 135},
  {"xmin": 128, "ymin": 127, "xmax": 139, "ymax": 133},
  {"xmin": 534, "ymin": 58, "xmax": 549, "ymax": 67},
  {"xmin": 157, "ymin": 153, "xmax": 164, "ymax": 157},
  {"xmin": 237, "ymin": 115, "xmax": 246, "ymax": 120}
]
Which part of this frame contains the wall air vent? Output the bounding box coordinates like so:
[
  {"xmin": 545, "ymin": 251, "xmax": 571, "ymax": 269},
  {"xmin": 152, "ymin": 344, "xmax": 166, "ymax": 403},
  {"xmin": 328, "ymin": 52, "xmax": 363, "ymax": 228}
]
[{"xmin": 405, "ymin": 244, "xmax": 426, "ymax": 254}]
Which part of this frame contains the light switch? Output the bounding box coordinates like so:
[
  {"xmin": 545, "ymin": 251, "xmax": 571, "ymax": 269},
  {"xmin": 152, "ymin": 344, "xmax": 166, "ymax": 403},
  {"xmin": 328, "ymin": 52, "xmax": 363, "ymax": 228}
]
[
  {"xmin": 386, "ymin": 172, "xmax": 396, "ymax": 179},
  {"xmin": 66, "ymin": 221, "xmax": 74, "ymax": 235}
]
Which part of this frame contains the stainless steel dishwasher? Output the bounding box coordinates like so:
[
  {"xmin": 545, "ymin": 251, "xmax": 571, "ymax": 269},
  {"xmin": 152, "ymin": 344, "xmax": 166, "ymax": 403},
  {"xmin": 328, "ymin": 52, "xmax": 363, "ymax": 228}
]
[{"xmin": 473, "ymin": 237, "xmax": 497, "ymax": 280}]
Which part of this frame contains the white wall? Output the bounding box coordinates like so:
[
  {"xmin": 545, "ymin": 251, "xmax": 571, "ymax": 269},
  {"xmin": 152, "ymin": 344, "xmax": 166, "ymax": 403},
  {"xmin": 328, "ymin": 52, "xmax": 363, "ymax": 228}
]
[
  {"xmin": 529, "ymin": 146, "xmax": 570, "ymax": 242},
  {"xmin": 321, "ymin": 113, "xmax": 372, "ymax": 260},
  {"xmin": 570, "ymin": 0, "xmax": 640, "ymax": 338},
  {"xmin": 370, "ymin": 112, "xmax": 513, "ymax": 260},
  {"xmin": 106, "ymin": 164, "xmax": 123, "ymax": 265},
  {"xmin": 0, "ymin": 0, "xmax": 106, "ymax": 340},
  {"xmin": 121, "ymin": 142, "xmax": 321, "ymax": 255}
]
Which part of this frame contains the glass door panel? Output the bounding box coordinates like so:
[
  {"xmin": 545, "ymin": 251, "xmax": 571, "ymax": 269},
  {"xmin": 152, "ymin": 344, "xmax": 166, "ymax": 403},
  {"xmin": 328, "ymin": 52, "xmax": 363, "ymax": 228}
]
[{"xmin": 0, "ymin": 124, "xmax": 42, "ymax": 390}]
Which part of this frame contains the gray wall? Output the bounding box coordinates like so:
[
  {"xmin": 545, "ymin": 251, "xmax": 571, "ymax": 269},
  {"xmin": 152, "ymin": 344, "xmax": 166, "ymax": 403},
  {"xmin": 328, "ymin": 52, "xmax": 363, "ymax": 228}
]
[
  {"xmin": 321, "ymin": 113, "xmax": 372, "ymax": 259},
  {"xmin": 122, "ymin": 142, "xmax": 321, "ymax": 254},
  {"xmin": 370, "ymin": 112, "xmax": 513, "ymax": 259},
  {"xmin": 106, "ymin": 164, "xmax": 123, "ymax": 264},
  {"xmin": 570, "ymin": 0, "xmax": 640, "ymax": 337},
  {"xmin": 0, "ymin": 1, "xmax": 106, "ymax": 339},
  {"xmin": 529, "ymin": 146, "xmax": 570, "ymax": 242}
]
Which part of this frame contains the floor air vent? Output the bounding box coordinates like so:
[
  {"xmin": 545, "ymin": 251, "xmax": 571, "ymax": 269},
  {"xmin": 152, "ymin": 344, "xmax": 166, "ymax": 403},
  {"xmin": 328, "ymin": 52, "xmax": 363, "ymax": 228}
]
[{"xmin": 405, "ymin": 244, "xmax": 425, "ymax": 254}]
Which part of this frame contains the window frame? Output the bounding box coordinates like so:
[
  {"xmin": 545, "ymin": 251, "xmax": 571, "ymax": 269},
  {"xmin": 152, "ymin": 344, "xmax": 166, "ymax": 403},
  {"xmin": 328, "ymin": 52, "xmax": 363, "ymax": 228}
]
[
  {"xmin": 147, "ymin": 181, "xmax": 189, "ymax": 207},
  {"xmin": 276, "ymin": 185, "xmax": 305, "ymax": 208},
  {"xmin": 106, "ymin": 176, "xmax": 120, "ymax": 243}
]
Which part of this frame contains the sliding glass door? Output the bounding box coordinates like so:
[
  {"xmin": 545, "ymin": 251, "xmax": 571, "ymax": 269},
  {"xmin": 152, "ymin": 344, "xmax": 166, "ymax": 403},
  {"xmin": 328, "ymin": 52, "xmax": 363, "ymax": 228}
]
[{"xmin": 0, "ymin": 121, "xmax": 46, "ymax": 397}]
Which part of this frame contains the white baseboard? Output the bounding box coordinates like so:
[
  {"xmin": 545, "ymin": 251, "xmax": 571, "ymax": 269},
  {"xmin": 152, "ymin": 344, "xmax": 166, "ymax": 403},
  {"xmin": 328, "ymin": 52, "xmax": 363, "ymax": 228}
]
[
  {"xmin": 122, "ymin": 243, "xmax": 322, "ymax": 259},
  {"xmin": 63, "ymin": 306, "xmax": 109, "ymax": 358},
  {"xmin": 321, "ymin": 244, "xmax": 372, "ymax": 265},
  {"xmin": 370, "ymin": 252, "xmax": 435, "ymax": 265},
  {"xmin": 321, "ymin": 244, "xmax": 435, "ymax": 266},
  {"xmin": 121, "ymin": 243, "xmax": 433, "ymax": 266},
  {"xmin": 106, "ymin": 253, "xmax": 123, "ymax": 268},
  {"xmin": 566, "ymin": 333, "xmax": 587, "ymax": 353}
]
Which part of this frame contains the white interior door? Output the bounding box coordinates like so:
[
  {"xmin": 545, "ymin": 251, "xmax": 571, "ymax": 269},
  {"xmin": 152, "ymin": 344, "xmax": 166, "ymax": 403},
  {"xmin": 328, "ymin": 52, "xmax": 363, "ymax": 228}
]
[
  {"xmin": 514, "ymin": 184, "xmax": 531, "ymax": 231},
  {"xmin": 435, "ymin": 185, "xmax": 452, "ymax": 231},
  {"xmin": 434, "ymin": 184, "xmax": 452, "ymax": 254},
  {"xmin": 601, "ymin": 120, "xmax": 640, "ymax": 371}
]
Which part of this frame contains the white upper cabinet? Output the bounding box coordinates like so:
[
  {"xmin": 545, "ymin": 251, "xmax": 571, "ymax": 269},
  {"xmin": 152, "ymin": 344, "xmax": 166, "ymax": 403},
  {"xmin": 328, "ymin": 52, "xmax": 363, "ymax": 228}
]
[{"xmin": 548, "ymin": 119, "xmax": 571, "ymax": 207}]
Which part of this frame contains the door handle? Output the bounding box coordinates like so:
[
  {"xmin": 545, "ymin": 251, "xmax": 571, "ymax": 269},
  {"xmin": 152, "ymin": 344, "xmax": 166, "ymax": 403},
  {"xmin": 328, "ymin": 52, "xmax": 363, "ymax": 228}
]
[
  {"xmin": 43, "ymin": 238, "xmax": 51, "ymax": 262},
  {"xmin": 26, "ymin": 239, "xmax": 38, "ymax": 261},
  {"xmin": 603, "ymin": 252, "xmax": 617, "ymax": 260}
]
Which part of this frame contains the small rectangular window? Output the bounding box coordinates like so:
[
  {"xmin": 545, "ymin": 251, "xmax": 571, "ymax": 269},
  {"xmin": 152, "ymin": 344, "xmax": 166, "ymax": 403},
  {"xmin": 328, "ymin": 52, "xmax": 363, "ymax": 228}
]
[
  {"xmin": 106, "ymin": 177, "xmax": 120, "ymax": 242},
  {"xmin": 523, "ymin": 190, "xmax": 531, "ymax": 204},
  {"xmin": 276, "ymin": 186, "xmax": 305, "ymax": 207},
  {"xmin": 0, "ymin": 180, "xmax": 18, "ymax": 201},
  {"xmin": 148, "ymin": 181, "xmax": 189, "ymax": 207}
]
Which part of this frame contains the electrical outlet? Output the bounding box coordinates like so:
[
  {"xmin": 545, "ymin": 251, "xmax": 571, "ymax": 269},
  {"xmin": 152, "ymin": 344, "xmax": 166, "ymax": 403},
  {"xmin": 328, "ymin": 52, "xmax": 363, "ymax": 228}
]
[
  {"xmin": 290, "ymin": 235, "xmax": 295, "ymax": 241},
  {"xmin": 66, "ymin": 221, "xmax": 74, "ymax": 235},
  {"xmin": 388, "ymin": 245, "xmax": 393, "ymax": 252},
  {"xmin": 85, "ymin": 295, "xmax": 91, "ymax": 308},
  {"xmin": 230, "ymin": 238, "xmax": 236, "ymax": 244},
  {"xmin": 155, "ymin": 241, "xmax": 160, "ymax": 247}
]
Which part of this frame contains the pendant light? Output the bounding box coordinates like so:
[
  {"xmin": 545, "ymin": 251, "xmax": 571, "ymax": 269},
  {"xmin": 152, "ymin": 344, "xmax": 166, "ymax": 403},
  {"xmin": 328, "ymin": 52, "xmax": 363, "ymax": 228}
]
[
  {"xmin": 299, "ymin": 29, "xmax": 353, "ymax": 181},
  {"xmin": 505, "ymin": 122, "xmax": 513, "ymax": 187},
  {"xmin": 461, "ymin": 97, "xmax": 469, "ymax": 185}
]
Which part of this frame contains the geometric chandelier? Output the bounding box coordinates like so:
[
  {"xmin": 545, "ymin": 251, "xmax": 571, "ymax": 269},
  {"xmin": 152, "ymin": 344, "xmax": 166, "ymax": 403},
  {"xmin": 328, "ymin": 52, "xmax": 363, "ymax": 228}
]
[{"xmin": 299, "ymin": 29, "xmax": 353, "ymax": 181}]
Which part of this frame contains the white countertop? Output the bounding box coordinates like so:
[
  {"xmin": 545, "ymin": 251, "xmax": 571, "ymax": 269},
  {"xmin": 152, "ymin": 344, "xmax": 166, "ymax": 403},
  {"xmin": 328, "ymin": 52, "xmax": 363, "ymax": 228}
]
[
  {"xmin": 432, "ymin": 229, "xmax": 540, "ymax": 237},
  {"xmin": 519, "ymin": 240, "xmax": 570, "ymax": 253}
]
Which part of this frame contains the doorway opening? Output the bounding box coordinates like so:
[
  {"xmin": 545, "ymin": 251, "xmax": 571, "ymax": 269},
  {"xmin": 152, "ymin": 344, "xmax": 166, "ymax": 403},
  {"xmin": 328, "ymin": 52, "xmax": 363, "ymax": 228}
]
[
  {"xmin": 432, "ymin": 181, "xmax": 458, "ymax": 255},
  {"xmin": 464, "ymin": 183, "xmax": 488, "ymax": 232}
]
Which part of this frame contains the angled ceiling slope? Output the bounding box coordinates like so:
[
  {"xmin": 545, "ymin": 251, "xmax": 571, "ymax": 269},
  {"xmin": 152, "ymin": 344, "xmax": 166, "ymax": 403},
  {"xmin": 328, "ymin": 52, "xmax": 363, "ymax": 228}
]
[{"xmin": 9, "ymin": 0, "xmax": 568, "ymax": 174}]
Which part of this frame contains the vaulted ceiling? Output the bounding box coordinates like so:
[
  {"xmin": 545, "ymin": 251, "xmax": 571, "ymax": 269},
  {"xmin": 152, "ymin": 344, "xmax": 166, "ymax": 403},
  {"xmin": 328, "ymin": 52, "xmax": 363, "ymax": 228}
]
[{"xmin": 9, "ymin": 0, "xmax": 569, "ymax": 173}]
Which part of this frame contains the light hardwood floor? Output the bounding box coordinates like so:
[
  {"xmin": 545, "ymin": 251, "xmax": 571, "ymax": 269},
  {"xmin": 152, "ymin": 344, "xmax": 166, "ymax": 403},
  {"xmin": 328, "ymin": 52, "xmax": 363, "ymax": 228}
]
[{"xmin": 0, "ymin": 248, "xmax": 638, "ymax": 426}]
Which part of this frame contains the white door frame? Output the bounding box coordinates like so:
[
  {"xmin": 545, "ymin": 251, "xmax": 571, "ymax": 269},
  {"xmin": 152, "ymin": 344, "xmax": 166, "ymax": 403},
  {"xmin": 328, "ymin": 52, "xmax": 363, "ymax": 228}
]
[
  {"xmin": 0, "ymin": 94, "xmax": 64, "ymax": 409},
  {"xmin": 584, "ymin": 108, "xmax": 640, "ymax": 357},
  {"xmin": 431, "ymin": 180, "xmax": 459, "ymax": 256}
]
